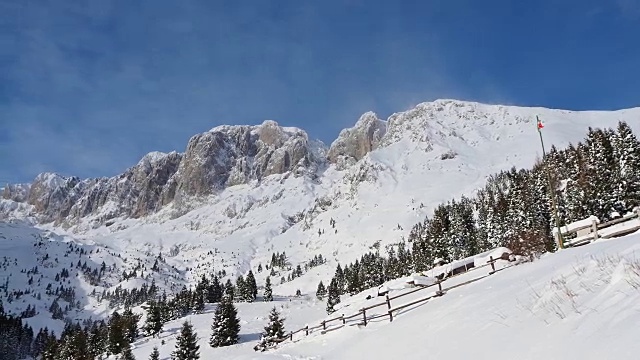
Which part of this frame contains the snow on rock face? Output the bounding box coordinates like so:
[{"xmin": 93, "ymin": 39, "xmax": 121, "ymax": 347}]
[
  {"xmin": 328, "ymin": 111, "xmax": 387, "ymax": 167},
  {"xmin": 4, "ymin": 99, "xmax": 640, "ymax": 230},
  {"xmin": 27, "ymin": 173, "xmax": 83, "ymax": 220},
  {"xmin": 62, "ymin": 150, "xmax": 184, "ymax": 223},
  {"xmin": 1, "ymin": 121, "xmax": 324, "ymax": 226},
  {"xmin": 1, "ymin": 183, "xmax": 31, "ymax": 202},
  {"xmin": 1, "ymin": 152, "xmax": 184, "ymax": 225},
  {"xmin": 175, "ymin": 120, "xmax": 323, "ymax": 198}
]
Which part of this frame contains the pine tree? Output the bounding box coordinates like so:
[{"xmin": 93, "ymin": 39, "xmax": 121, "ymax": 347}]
[
  {"xmin": 172, "ymin": 321, "xmax": 200, "ymax": 360},
  {"xmin": 120, "ymin": 342, "xmax": 136, "ymax": 360},
  {"xmin": 149, "ymin": 346, "xmax": 160, "ymax": 360},
  {"xmin": 263, "ymin": 276, "xmax": 273, "ymax": 302},
  {"xmin": 209, "ymin": 290, "xmax": 241, "ymax": 348},
  {"xmin": 613, "ymin": 121, "xmax": 640, "ymax": 211},
  {"xmin": 41, "ymin": 331, "xmax": 59, "ymax": 360},
  {"xmin": 207, "ymin": 275, "xmax": 223, "ymax": 303},
  {"xmin": 144, "ymin": 300, "xmax": 163, "ymax": 337},
  {"xmin": 236, "ymin": 275, "xmax": 246, "ymax": 302},
  {"xmin": 224, "ymin": 279, "xmax": 235, "ymax": 302},
  {"xmin": 326, "ymin": 278, "xmax": 341, "ymax": 314},
  {"xmin": 315, "ymin": 281, "xmax": 326, "ymax": 300},
  {"xmin": 193, "ymin": 291, "xmax": 205, "ymax": 313},
  {"xmin": 334, "ymin": 264, "xmax": 345, "ymax": 294},
  {"xmin": 122, "ymin": 307, "xmax": 141, "ymax": 343},
  {"xmin": 254, "ymin": 307, "xmax": 286, "ymax": 351},
  {"xmin": 109, "ymin": 311, "xmax": 127, "ymax": 355},
  {"xmin": 245, "ymin": 270, "xmax": 258, "ymax": 302}
]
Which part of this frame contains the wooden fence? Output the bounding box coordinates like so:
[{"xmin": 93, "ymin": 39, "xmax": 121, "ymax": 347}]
[
  {"xmin": 557, "ymin": 208, "xmax": 640, "ymax": 248},
  {"xmin": 270, "ymin": 256, "xmax": 517, "ymax": 347}
]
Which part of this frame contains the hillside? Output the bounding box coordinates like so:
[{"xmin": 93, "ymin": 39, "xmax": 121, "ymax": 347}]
[
  {"xmin": 119, "ymin": 231, "xmax": 640, "ymax": 360},
  {"xmin": 1, "ymin": 99, "xmax": 640, "ymax": 359}
]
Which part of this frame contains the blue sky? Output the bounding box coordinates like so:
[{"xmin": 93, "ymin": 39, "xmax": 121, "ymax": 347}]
[{"xmin": 1, "ymin": 0, "xmax": 639, "ymax": 184}]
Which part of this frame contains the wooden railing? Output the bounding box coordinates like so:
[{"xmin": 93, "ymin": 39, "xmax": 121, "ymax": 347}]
[
  {"xmin": 267, "ymin": 256, "xmax": 517, "ymax": 348},
  {"xmin": 557, "ymin": 208, "xmax": 640, "ymax": 248}
]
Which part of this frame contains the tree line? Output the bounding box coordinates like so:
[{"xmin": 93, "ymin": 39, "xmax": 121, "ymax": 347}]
[{"xmin": 320, "ymin": 121, "xmax": 640, "ymax": 313}]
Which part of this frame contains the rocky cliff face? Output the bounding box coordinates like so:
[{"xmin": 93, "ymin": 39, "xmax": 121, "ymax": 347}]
[
  {"xmin": 327, "ymin": 112, "xmax": 387, "ymax": 168},
  {"xmin": 1, "ymin": 120, "xmax": 326, "ymax": 225},
  {"xmin": 1, "ymin": 183, "xmax": 31, "ymax": 202},
  {"xmin": 174, "ymin": 120, "xmax": 321, "ymax": 199}
]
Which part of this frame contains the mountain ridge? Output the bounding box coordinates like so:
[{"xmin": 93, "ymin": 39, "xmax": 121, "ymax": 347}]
[
  {"xmin": 5, "ymin": 99, "xmax": 640, "ymax": 229},
  {"xmin": 2, "ymin": 98, "xmax": 640, "ymax": 343}
]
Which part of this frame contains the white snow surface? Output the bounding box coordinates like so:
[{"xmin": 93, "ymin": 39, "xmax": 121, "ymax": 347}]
[{"xmin": 111, "ymin": 232, "xmax": 640, "ymax": 360}]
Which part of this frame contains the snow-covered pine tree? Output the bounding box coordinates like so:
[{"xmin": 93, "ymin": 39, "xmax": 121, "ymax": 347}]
[
  {"xmin": 585, "ymin": 127, "xmax": 618, "ymax": 220},
  {"xmin": 613, "ymin": 121, "xmax": 640, "ymax": 211},
  {"xmin": 427, "ymin": 205, "xmax": 452, "ymax": 262},
  {"xmin": 263, "ymin": 276, "xmax": 273, "ymax": 302},
  {"xmin": 193, "ymin": 291, "xmax": 205, "ymax": 313},
  {"xmin": 236, "ymin": 274, "xmax": 248, "ymax": 302},
  {"xmin": 120, "ymin": 342, "xmax": 136, "ymax": 360},
  {"xmin": 385, "ymin": 246, "xmax": 398, "ymax": 280},
  {"xmin": 563, "ymin": 143, "xmax": 590, "ymax": 222},
  {"xmin": 245, "ymin": 270, "xmax": 258, "ymax": 302},
  {"xmin": 41, "ymin": 334, "xmax": 58, "ymax": 360},
  {"xmin": 209, "ymin": 290, "xmax": 241, "ymax": 348},
  {"xmin": 334, "ymin": 264, "xmax": 345, "ymax": 295},
  {"xmin": 207, "ymin": 275, "xmax": 223, "ymax": 303},
  {"xmin": 122, "ymin": 307, "xmax": 141, "ymax": 343},
  {"xmin": 397, "ymin": 242, "xmax": 412, "ymax": 275},
  {"xmin": 254, "ymin": 307, "xmax": 286, "ymax": 352},
  {"xmin": 346, "ymin": 261, "xmax": 361, "ymax": 295},
  {"xmin": 108, "ymin": 311, "xmax": 127, "ymax": 355},
  {"xmin": 224, "ymin": 279, "xmax": 235, "ymax": 301},
  {"xmin": 144, "ymin": 300, "xmax": 163, "ymax": 337},
  {"xmin": 326, "ymin": 278, "xmax": 341, "ymax": 314},
  {"xmin": 149, "ymin": 346, "xmax": 160, "ymax": 360},
  {"xmin": 172, "ymin": 321, "xmax": 199, "ymax": 360},
  {"xmin": 315, "ymin": 280, "xmax": 326, "ymax": 300}
]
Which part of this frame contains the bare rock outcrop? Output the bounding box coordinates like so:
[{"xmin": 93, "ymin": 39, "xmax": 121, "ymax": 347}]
[
  {"xmin": 2, "ymin": 120, "xmax": 324, "ymax": 225},
  {"xmin": 175, "ymin": 120, "xmax": 321, "ymax": 198},
  {"xmin": 327, "ymin": 112, "xmax": 387, "ymax": 167}
]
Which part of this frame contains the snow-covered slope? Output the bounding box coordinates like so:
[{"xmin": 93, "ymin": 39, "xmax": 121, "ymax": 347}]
[
  {"xmin": 2, "ymin": 99, "xmax": 640, "ymax": 340},
  {"xmin": 117, "ymin": 231, "xmax": 640, "ymax": 360}
]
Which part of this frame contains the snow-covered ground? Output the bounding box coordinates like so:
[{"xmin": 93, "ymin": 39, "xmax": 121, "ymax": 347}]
[{"xmin": 123, "ymin": 231, "xmax": 640, "ymax": 360}]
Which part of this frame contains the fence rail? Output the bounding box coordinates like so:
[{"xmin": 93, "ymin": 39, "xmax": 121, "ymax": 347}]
[
  {"xmin": 557, "ymin": 208, "xmax": 640, "ymax": 248},
  {"xmin": 268, "ymin": 255, "xmax": 517, "ymax": 347}
]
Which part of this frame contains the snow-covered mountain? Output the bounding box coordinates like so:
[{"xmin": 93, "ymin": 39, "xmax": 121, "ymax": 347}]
[{"xmin": 2, "ymin": 99, "xmax": 640, "ymax": 341}]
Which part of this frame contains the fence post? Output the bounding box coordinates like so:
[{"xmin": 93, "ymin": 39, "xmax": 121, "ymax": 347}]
[
  {"xmin": 386, "ymin": 294, "xmax": 393, "ymax": 322},
  {"xmin": 322, "ymin": 320, "xmax": 326, "ymax": 330},
  {"xmin": 489, "ymin": 256, "xmax": 496, "ymax": 275},
  {"xmin": 554, "ymin": 230, "xmax": 563, "ymax": 249},
  {"xmin": 305, "ymin": 325, "xmax": 309, "ymax": 336},
  {"xmin": 290, "ymin": 332, "xmax": 293, "ymax": 341},
  {"xmin": 362, "ymin": 308, "xmax": 367, "ymax": 326},
  {"xmin": 591, "ymin": 219, "xmax": 599, "ymax": 240},
  {"xmin": 435, "ymin": 279, "xmax": 443, "ymax": 296}
]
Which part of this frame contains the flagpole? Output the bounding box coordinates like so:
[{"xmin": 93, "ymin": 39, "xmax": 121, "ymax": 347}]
[{"xmin": 537, "ymin": 116, "xmax": 564, "ymax": 250}]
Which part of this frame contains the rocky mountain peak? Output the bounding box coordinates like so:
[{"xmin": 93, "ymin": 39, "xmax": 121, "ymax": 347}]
[
  {"xmin": 0, "ymin": 120, "xmax": 326, "ymax": 227},
  {"xmin": 327, "ymin": 111, "xmax": 387, "ymax": 167},
  {"xmin": 175, "ymin": 120, "xmax": 323, "ymax": 198}
]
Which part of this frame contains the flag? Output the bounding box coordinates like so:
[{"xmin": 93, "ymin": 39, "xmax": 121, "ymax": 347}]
[{"xmin": 537, "ymin": 117, "xmax": 544, "ymax": 130}]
